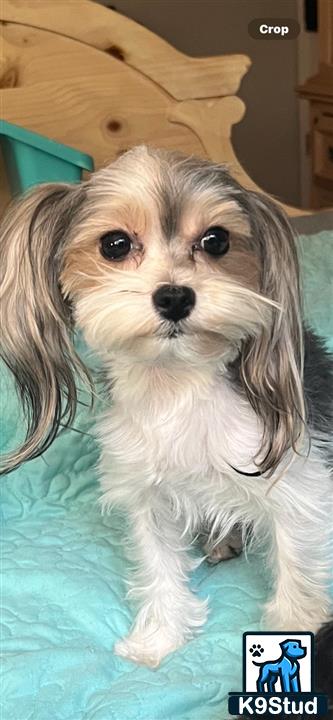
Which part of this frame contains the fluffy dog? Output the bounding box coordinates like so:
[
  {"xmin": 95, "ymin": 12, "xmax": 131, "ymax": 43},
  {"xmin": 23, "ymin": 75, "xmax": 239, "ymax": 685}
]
[{"xmin": 1, "ymin": 146, "xmax": 332, "ymax": 668}]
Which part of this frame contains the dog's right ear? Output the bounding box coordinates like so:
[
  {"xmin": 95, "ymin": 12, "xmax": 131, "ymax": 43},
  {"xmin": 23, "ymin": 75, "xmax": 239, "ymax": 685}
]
[{"xmin": 0, "ymin": 183, "xmax": 91, "ymax": 474}]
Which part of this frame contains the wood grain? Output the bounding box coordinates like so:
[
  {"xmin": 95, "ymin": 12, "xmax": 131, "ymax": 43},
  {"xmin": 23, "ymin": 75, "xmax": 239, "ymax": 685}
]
[
  {"xmin": 0, "ymin": 0, "xmax": 309, "ymax": 216},
  {"xmin": 1, "ymin": 0, "xmax": 250, "ymax": 101}
]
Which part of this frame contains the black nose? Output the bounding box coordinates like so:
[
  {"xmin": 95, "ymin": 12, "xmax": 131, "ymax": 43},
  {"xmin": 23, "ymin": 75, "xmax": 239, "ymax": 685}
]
[{"xmin": 152, "ymin": 284, "xmax": 196, "ymax": 322}]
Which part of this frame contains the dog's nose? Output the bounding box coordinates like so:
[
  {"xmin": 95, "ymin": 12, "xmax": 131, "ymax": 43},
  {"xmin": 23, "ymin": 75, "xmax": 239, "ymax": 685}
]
[{"xmin": 152, "ymin": 284, "xmax": 196, "ymax": 322}]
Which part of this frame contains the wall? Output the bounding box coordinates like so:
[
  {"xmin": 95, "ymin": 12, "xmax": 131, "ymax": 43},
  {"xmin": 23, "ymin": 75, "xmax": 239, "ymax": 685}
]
[
  {"xmin": 296, "ymin": 0, "xmax": 319, "ymax": 206},
  {"xmin": 96, "ymin": 0, "xmax": 303, "ymax": 206}
]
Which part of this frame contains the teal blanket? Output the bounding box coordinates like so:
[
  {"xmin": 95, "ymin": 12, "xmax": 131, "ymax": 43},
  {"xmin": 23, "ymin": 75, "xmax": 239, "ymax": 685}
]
[{"xmin": 1, "ymin": 231, "xmax": 332, "ymax": 720}]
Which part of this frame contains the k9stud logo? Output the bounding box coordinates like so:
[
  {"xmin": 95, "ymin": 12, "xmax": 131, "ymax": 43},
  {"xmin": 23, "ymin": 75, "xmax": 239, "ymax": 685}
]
[
  {"xmin": 228, "ymin": 632, "xmax": 328, "ymax": 717},
  {"xmin": 244, "ymin": 632, "xmax": 311, "ymax": 693}
]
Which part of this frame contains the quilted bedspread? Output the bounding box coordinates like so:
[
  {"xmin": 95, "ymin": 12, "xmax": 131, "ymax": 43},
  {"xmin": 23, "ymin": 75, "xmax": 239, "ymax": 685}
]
[{"xmin": 1, "ymin": 231, "xmax": 332, "ymax": 720}]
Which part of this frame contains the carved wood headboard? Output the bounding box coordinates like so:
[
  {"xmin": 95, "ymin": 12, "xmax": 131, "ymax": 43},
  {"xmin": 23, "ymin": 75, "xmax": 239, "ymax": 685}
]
[{"xmin": 0, "ymin": 0, "xmax": 305, "ymax": 216}]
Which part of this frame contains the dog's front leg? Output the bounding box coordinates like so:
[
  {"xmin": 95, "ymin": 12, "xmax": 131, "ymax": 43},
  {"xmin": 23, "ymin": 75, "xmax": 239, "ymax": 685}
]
[
  {"xmin": 290, "ymin": 675, "xmax": 299, "ymax": 693},
  {"xmin": 280, "ymin": 672, "xmax": 291, "ymax": 693},
  {"xmin": 114, "ymin": 503, "xmax": 207, "ymax": 667},
  {"xmin": 262, "ymin": 456, "xmax": 332, "ymax": 633},
  {"xmin": 263, "ymin": 512, "xmax": 331, "ymax": 633}
]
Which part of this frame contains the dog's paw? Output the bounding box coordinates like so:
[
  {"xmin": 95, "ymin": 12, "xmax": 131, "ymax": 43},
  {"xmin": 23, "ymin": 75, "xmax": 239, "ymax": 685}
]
[
  {"xmin": 115, "ymin": 595, "xmax": 207, "ymax": 667},
  {"xmin": 203, "ymin": 525, "xmax": 243, "ymax": 564},
  {"xmin": 250, "ymin": 643, "xmax": 264, "ymax": 658},
  {"xmin": 114, "ymin": 624, "xmax": 184, "ymax": 667}
]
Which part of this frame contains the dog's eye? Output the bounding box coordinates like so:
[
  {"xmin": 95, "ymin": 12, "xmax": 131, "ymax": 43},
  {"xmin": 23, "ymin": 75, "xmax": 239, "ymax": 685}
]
[
  {"xmin": 100, "ymin": 230, "xmax": 132, "ymax": 261},
  {"xmin": 200, "ymin": 226, "xmax": 229, "ymax": 256}
]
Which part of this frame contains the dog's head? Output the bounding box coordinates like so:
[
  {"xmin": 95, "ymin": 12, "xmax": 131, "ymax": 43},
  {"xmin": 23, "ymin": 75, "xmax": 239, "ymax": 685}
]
[
  {"xmin": 280, "ymin": 639, "xmax": 307, "ymax": 660},
  {"xmin": 0, "ymin": 146, "xmax": 305, "ymax": 473}
]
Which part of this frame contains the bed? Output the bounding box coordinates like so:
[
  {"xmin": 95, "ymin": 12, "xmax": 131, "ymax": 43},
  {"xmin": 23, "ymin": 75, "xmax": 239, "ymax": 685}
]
[{"xmin": 1, "ymin": 2, "xmax": 332, "ymax": 719}]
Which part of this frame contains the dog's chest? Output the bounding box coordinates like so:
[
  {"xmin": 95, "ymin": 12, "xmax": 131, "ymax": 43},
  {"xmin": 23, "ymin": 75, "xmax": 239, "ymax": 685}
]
[
  {"xmin": 102, "ymin": 378, "xmax": 262, "ymax": 483},
  {"xmin": 155, "ymin": 386, "xmax": 260, "ymax": 478}
]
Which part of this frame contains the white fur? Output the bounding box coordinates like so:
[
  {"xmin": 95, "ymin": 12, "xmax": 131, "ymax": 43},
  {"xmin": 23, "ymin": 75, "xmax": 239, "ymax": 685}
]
[{"xmin": 98, "ymin": 356, "xmax": 332, "ymax": 667}]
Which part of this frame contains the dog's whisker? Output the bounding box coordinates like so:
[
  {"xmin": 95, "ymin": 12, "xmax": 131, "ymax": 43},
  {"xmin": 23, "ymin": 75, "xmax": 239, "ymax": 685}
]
[{"xmin": 58, "ymin": 423, "xmax": 94, "ymax": 439}]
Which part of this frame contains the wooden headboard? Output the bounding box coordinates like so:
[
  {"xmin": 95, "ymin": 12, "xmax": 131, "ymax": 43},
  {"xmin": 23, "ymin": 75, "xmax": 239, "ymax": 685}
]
[{"xmin": 0, "ymin": 0, "xmax": 305, "ymax": 216}]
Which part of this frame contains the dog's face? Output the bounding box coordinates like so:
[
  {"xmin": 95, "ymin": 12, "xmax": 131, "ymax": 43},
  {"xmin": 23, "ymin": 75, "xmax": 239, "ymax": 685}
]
[
  {"xmin": 60, "ymin": 147, "xmax": 270, "ymax": 366},
  {"xmin": 0, "ymin": 145, "xmax": 305, "ymax": 474},
  {"xmin": 280, "ymin": 640, "xmax": 307, "ymax": 659}
]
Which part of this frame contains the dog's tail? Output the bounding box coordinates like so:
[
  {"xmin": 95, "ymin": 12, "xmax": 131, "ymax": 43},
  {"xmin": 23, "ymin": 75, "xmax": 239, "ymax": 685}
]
[{"xmin": 315, "ymin": 621, "xmax": 333, "ymax": 704}]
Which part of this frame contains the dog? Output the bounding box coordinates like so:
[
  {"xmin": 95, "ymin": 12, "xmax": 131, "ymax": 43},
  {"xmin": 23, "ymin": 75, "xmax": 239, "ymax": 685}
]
[
  {"xmin": 1, "ymin": 146, "xmax": 332, "ymax": 668},
  {"xmin": 253, "ymin": 639, "xmax": 306, "ymax": 692}
]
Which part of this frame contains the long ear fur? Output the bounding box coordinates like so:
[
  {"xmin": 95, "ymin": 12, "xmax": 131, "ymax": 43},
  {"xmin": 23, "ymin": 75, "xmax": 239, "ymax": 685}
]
[
  {"xmin": 0, "ymin": 183, "xmax": 91, "ymax": 473},
  {"xmin": 237, "ymin": 192, "xmax": 305, "ymax": 476}
]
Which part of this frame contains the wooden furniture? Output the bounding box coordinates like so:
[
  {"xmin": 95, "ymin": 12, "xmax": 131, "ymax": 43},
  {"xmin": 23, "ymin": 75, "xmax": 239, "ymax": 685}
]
[
  {"xmin": 1, "ymin": 0, "xmax": 307, "ymax": 217},
  {"xmin": 298, "ymin": 0, "xmax": 333, "ymax": 208}
]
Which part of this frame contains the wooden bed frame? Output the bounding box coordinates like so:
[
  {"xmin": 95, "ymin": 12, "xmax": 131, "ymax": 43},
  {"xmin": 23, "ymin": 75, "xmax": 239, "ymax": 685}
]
[{"xmin": 0, "ymin": 0, "xmax": 307, "ymax": 217}]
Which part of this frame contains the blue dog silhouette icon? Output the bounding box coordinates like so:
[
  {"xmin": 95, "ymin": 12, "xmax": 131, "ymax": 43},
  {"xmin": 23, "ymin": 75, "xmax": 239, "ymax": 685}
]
[{"xmin": 253, "ymin": 639, "xmax": 307, "ymax": 692}]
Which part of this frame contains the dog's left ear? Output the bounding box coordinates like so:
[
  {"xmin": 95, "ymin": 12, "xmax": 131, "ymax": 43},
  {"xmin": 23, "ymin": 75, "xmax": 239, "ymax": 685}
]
[
  {"xmin": 0, "ymin": 182, "xmax": 91, "ymax": 474},
  {"xmin": 237, "ymin": 191, "xmax": 305, "ymax": 476}
]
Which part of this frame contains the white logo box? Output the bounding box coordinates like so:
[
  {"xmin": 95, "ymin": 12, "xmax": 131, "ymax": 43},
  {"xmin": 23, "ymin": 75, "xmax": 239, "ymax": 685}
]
[{"xmin": 243, "ymin": 632, "xmax": 313, "ymax": 692}]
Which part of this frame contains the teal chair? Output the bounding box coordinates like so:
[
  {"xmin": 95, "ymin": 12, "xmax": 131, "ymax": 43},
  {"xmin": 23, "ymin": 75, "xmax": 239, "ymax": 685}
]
[{"xmin": 0, "ymin": 119, "xmax": 94, "ymax": 193}]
